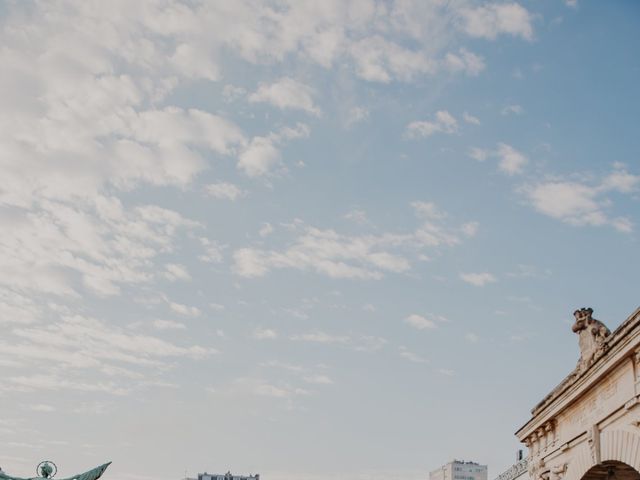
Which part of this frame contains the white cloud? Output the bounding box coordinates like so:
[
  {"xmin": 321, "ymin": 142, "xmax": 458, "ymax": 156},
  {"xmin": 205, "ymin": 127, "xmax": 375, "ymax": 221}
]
[
  {"xmin": 469, "ymin": 147, "xmax": 490, "ymax": 162},
  {"xmin": 461, "ymin": 222, "xmax": 479, "ymax": 237},
  {"xmin": 222, "ymin": 84, "xmax": 247, "ymax": 102},
  {"xmin": 1, "ymin": 312, "xmax": 214, "ymax": 395},
  {"xmin": 469, "ymin": 143, "xmax": 527, "ymax": 175},
  {"xmin": 29, "ymin": 404, "xmax": 56, "ymax": 412},
  {"xmin": 465, "ymin": 332, "xmax": 479, "ymax": 343},
  {"xmin": 463, "ymin": 112, "xmax": 481, "ymax": 125},
  {"xmin": 168, "ymin": 301, "xmax": 201, "ymax": 317},
  {"xmin": 259, "ymin": 222, "xmax": 274, "ymax": 237},
  {"xmin": 152, "ymin": 319, "xmax": 186, "ymax": 330},
  {"xmin": 411, "ymin": 201, "xmax": 446, "ymax": 220},
  {"xmin": 404, "ymin": 314, "xmax": 437, "ymax": 330},
  {"xmin": 501, "ymin": 104, "xmax": 524, "ymax": 115},
  {"xmin": 198, "ymin": 237, "xmax": 224, "ymax": 264},
  {"xmin": 496, "ymin": 143, "xmax": 528, "ymax": 175},
  {"xmin": 233, "ymin": 203, "xmax": 471, "ymax": 280},
  {"xmin": 601, "ymin": 165, "xmax": 640, "ymax": 193},
  {"xmin": 522, "ymin": 166, "xmax": 638, "ymax": 232},
  {"xmin": 238, "ymin": 137, "xmax": 281, "ymax": 177},
  {"xmin": 290, "ymin": 331, "xmax": 350, "ymax": 344},
  {"xmin": 344, "ymin": 208, "xmax": 371, "ymax": 225},
  {"xmin": 406, "ymin": 111, "xmax": 458, "ymax": 138},
  {"xmin": 253, "ymin": 328, "xmax": 278, "ymax": 340},
  {"xmin": 163, "ymin": 263, "xmax": 191, "ymax": 282},
  {"xmin": 399, "ymin": 346, "xmax": 429, "ymax": 364},
  {"xmin": 345, "ymin": 107, "xmax": 370, "ymax": 127},
  {"xmin": 238, "ymin": 123, "xmax": 310, "ymax": 177},
  {"xmin": 459, "ymin": 3, "xmax": 534, "ymax": 41},
  {"xmin": 460, "ymin": 272, "xmax": 497, "ymax": 286},
  {"xmin": 205, "ymin": 182, "xmax": 246, "ymax": 201},
  {"xmin": 303, "ymin": 374, "xmax": 334, "ymax": 385},
  {"xmin": 444, "ymin": 48, "xmax": 486, "ymax": 76},
  {"xmin": 249, "ymin": 77, "xmax": 321, "ymax": 116}
]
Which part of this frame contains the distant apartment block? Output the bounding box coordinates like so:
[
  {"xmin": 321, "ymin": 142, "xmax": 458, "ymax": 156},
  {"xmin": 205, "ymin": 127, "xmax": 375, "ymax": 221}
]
[
  {"xmin": 190, "ymin": 472, "xmax": 259, "ymax": 480},
  {"xmin": 430, "ymin": 460, "xmax": 488, "ymax": 480}
]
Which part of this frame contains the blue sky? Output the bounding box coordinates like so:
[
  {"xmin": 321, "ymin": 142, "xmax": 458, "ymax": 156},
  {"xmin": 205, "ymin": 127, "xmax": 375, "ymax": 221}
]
[{"xmin": 0, "ymin": 2, "xmax": 639, "ymax": 480}]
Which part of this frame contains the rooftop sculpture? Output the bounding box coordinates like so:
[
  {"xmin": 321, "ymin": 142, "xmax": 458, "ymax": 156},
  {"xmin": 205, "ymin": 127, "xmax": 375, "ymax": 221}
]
[{"xmin": 571, "ymin": 307, "xmax": 611, "ymax": 370}]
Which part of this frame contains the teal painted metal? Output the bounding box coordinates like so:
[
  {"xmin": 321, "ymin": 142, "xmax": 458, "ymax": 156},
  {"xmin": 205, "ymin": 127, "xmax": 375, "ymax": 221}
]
[{"xmin": 0, "ymin": 463, "xmax": 111, "ymax": 480}]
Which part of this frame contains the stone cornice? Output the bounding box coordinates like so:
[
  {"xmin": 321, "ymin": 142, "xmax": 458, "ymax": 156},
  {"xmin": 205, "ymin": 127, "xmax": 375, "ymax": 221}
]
[{"xmin": 516, "ymin": 306, "xmax": 640, "ymax": 441}]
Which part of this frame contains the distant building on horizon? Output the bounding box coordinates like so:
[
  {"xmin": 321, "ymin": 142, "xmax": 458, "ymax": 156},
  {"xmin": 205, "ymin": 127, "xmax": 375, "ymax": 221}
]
[
  {"xmin": 186, "ymin": 471, "xmax": 259, "ymax": 480},
  {"xmin": 430, "ymin": 460, "xmax": 488, "ymax": 480}
]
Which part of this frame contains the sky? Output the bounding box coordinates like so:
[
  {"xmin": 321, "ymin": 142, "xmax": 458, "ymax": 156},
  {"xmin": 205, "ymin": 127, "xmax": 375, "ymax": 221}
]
[{"xmin": 0, "ymin": 1, "xmax": 639, "ymax": 480}]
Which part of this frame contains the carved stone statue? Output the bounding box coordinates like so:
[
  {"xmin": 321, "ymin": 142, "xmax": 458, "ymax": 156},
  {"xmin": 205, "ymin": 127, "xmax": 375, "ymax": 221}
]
[{"xmin": 572, "ymin": 308, "xmax": 610, "ymax": 370}]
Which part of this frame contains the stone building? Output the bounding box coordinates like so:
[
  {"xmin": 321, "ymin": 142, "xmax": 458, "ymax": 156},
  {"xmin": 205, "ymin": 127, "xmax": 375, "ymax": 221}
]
[
  {"xmin": 430, "ymin": 460, "xmax": 488, "ymax": 480},
  {"xmin": 516, "ymin": 306, "xmax": 640, "ymax": 480}
]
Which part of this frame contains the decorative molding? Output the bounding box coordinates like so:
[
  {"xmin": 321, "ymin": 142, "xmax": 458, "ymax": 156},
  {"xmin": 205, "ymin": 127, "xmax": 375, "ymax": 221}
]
[{"xmin": 495, "ymin": 458, "xmax": 528, "ymax": 480}]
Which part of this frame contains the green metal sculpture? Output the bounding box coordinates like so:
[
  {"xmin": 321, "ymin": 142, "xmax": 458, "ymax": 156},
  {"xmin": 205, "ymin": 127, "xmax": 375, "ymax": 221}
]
[{"xmin": 0, "ymin": 462, "xmax": 111, "ymax": 480}]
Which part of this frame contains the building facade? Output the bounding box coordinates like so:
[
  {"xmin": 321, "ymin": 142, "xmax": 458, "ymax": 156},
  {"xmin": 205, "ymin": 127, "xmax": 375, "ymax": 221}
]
[
  {"xmin": 430, "ymin": 460, "xmax": 488, "ymax": 480},
  {"xmin": 516, "ymin": 306, "xmax": 640, "ymax": 480}
]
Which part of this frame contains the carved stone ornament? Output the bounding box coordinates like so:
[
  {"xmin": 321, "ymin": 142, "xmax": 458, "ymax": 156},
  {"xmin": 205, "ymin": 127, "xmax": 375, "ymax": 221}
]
[
  {"xmin": 572, "ymin": 308, "xmax": 611, "ymax": 371},
  {"xmin": 550, "ymin": 464, "xmax": 568, "ymax": 480},
  {"xmin": 528, "ymin": 458, "xmax": 545, "ymax": 480}
]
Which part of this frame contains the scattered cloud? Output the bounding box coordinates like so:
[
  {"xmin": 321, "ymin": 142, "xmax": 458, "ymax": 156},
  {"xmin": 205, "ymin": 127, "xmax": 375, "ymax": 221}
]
[
  {"xmin": 163, "ymin": 263, "xmax": 191, "ymax": 282},
  {"xmin": 232, "ymin": 203, "xmax": 470, "ymax": 280},
  {"xmin": 459, "ymin": 3, "xmax": 535, "ymax": 41},
  {"xmin": 253, "ymin": 328, "xmax": 278, "ymax": 340},
  {"xmin": 249, "ymin": 77, "xmax": 321, "ymax": 116},
  {"xmin": 404, "ymin": 314, "xmax": 437, "ymax": 330},
  {"xmin": 29, "ymin": 404, "xmax": 56, "ymax": 412},
  {"xmin": 521, "ymin": 164, "xmax": 638, "ymax": 232},
  {"xmin": 463, "ymin": 112, "xmax": 481, "ymax": 125},
  {"xmin": 259, "ymin": 223, "xmax": 274, "ymax": 237},
  {"xmin": 399, "ymin": 346, "xmax": 429, "ymax": 364},
  {"xmin": 205, "ymin": 182, "xmax": 247, "ymax": 201},
  {"xmin": 405, "ymin": 111, "xmax": 458, "ymax": 138},
  {"xmin": 345, "ymin": 107, "xmax": 370, "ymax": 127},
  {"xmin": 238, "ymin": 123, "xmax": 310, "ymax": 177},
  {"xmin": 468, "ymin": 143, "xmax": 528, "ymax": 175},
  {"xmin": 501, "ymin": 104, "xmax": 524, "ymax": 116},
  {"xmin": 222, "ymin": 84, "xmax": 247, "ymax": 102},
  {"xmin": 465, "ymin": 332, "xmax": 479, "ymax": 343},
  {"xmin": 168, "ymin": 300, "xmax": 201, "ymax": 317},
  {"xmin": 290, "ymin": 331, "xmax": 350, "ymax": 344},
  {"xmin": 1, "ymin": 312, "xmax": 214, "ymax": 395},
  {"xmin": 152, "ymin": 319, "xmax": 186, "ymax": 330},
  {"xmin": 469, "ymin": 147, "xmax": 490, "ymax": 162},
  {"xmin": 460, "ymin": 272, "xmax": 497, "ymax": 286},
  {"xmin": 303, "ymin": 374, "xmax": 334, "ymax": 385},
  {"xmin": 444, "ymin": 48, "xmax": 486, "ymax": 76},
  {"xmin": 496, "ymin": 143, "xmax": 528, "ymax": 175}
]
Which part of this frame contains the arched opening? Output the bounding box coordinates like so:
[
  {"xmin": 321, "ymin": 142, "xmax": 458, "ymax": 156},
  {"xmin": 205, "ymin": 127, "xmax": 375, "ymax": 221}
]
[{"xmin": 581, "ymin": 462, "xmax": 640, "ymax": 480}]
